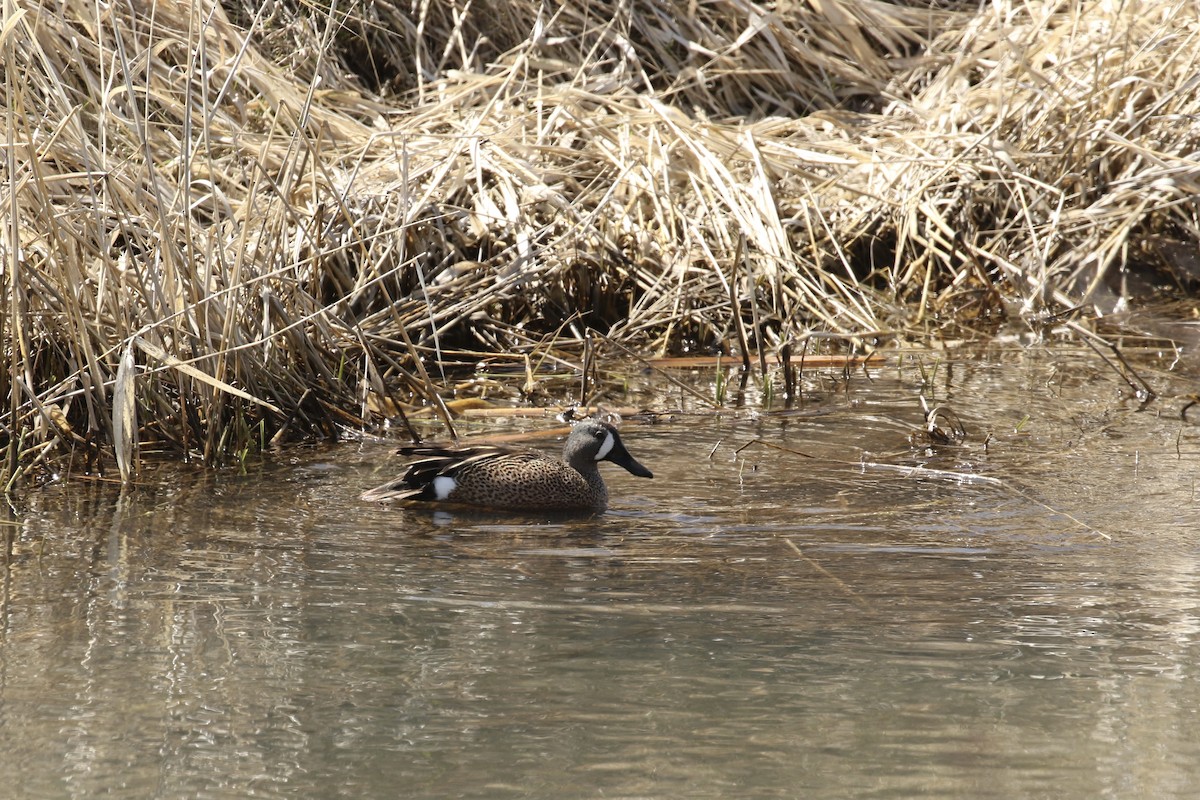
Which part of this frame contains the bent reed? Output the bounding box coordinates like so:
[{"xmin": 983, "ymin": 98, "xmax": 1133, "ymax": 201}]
[{"xmin": 2, "ymin": 0, "xmax": 1197, "ymax": 485}]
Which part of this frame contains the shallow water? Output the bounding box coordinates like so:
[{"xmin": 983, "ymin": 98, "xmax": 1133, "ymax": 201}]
[{"xmin": 3, "ymin": 344, "xmax": 1200, "ymax": 798}]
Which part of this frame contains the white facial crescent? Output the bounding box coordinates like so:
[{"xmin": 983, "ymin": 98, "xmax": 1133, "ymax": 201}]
[{"xmin": 594, "ymin": 431, "xmax": 615, "ymax": 461}]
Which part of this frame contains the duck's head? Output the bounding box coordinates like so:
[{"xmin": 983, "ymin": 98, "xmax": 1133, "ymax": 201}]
[{"xmin": 565, "ymin": 419, "xmax": 653, "ymax": 478}]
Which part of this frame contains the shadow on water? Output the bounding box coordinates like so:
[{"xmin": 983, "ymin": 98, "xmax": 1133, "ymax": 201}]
[{"xmin": 3, "ymin": 345, "xmax": 1200, "ymax": 798}]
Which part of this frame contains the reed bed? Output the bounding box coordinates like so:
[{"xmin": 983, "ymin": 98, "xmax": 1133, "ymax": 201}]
[{"xmin": 2, "ymin": 0, "xmax": 1198, "ymax": 484}]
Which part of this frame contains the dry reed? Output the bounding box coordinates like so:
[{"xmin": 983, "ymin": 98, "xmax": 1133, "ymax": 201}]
[{"xmin": 2, "ymin": 0, "xmax": 1198, "ymax": 484}]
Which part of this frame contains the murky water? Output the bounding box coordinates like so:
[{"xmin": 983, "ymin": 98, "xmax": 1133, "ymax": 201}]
[{"xmin": 3, "ymin": 344, "xmax": 1200, "ymax": 798}]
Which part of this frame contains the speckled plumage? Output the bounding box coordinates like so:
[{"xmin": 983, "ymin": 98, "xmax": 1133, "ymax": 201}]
[{"xmin": 360, "ymin": 419, "xmax": 653, "ymax": 512}]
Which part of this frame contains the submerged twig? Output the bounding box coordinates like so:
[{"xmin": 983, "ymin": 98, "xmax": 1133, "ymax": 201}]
[
  {"xmin": 781, "ymin": 538, "xmax": 871, "ymax": 611},
  {"xmin": 858, "ymin": 460, "xmax": 1003, "ymax": 486},
  {"xmin": 859, "ymin": 460, "xmax": 1110, "ymax": 540},
  {"xmin": 1181, "ymin": 396, "xmax": 1200, "ymax": 424},
  {"xmin": 1070, "ymin": 322, "xmax": 1156, "ymax": 402},
  {"xmin": 733, "ymin": 438, "xmax": 820, "ymax": 458}
]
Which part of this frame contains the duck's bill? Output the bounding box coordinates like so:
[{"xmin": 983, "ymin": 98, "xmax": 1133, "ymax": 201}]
[{"xmin": 611, "ymin": 446, "xmax": 653, "ymax": 478}]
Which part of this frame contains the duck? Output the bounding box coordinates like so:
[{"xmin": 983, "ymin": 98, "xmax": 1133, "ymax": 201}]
[{"xmin": 360, "ymin": 419, "xmax": 653, "ymax": 512}]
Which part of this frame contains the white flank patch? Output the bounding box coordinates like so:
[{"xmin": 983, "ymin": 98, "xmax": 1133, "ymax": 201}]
[
  {"xmin": 594, "ymin": 431, "xmax": 615, "ymax": 461},
  {"xmin": 432, "ymin": 476, "xmax": 457, "ymax": 499}
]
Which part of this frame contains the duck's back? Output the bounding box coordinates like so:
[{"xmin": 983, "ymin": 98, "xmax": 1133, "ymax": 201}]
[{"xmin": 448, "ymin": 453, "xmax": 599, "ymax": 510}]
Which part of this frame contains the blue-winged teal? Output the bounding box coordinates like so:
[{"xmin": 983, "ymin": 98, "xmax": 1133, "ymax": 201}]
[{"xmin": 360, "ymin": 419, "xmax": 653, "ymax": 512}]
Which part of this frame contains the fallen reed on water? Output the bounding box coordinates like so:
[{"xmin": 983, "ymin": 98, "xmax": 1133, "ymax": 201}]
[{"xmin": 2, "ymin": 0, "xmax": 1198, "ymax": 485}]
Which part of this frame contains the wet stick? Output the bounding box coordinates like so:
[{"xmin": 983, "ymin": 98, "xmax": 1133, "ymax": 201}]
[{"xmin": 728, "ymin": 234, "xmax": 753, "ymax": 373}]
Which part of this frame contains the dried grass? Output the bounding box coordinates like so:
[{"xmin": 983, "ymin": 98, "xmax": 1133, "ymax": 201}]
[{"xmin": 2, "ymin": 0, "xmax": 1198, "ymax": 483}]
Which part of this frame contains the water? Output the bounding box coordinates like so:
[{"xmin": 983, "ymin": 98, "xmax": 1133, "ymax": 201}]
[{"xmin": 3, "ymin": 344, "xmax": 1200, "ymax": 798}]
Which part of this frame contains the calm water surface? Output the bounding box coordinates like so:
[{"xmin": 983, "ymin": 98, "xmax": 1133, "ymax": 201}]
[{"xmin": 2, "ymin": 345, "xmax": 1199, "ymax": 798}]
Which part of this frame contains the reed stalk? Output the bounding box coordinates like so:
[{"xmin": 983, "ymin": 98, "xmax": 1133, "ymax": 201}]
[{"xmin": 1, "ymin": 0, "xmax": 1196, "ymax": 485}]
